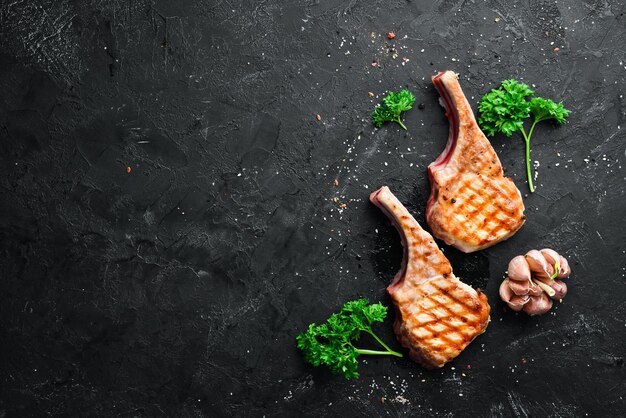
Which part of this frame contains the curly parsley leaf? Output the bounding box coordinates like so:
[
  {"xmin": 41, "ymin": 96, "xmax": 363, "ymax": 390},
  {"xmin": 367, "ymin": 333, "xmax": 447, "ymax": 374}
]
[
  {"xmin": 372, "ymin": 89, "xmax": 416, "ymax": 130},
  {"xmin": 478, "ymin": 79, "xmax": 534, "ymax": 137},
  {"xmin": 478, "ymin": 79, "xmax": 571, "ymax": 193},
  {"xmin": 529, "ymin": 97, "xmax": 570, "ymax": 124},
  {"xmin": 296, "ymin": 299, "xmax": 402, "ymax": 380},
  {"xmin": 372, "ymin": 104, "xmax": 396, "ymax": 128}
]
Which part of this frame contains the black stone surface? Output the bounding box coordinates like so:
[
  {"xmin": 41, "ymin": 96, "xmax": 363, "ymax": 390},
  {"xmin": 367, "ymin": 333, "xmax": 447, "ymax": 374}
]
[{"xmin": 1, "ymin": 1, "xmax": 625, "ymax": 416}]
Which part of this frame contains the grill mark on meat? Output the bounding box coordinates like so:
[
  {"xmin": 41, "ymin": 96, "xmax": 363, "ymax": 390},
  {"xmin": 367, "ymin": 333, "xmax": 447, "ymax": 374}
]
[
  {"xmin": 412, "ymin": 295, "xmax": 477, "ymax": 343},
  {"xmin": 370, "ymin": 186, "xmax": 490, "ymax": 369},
  {"xmin": 438, "ymin": 176, "xmax": 521, "ymax": 246},
  {"xmin": 426, "ymin": 71, "xmax": 525, "ymax": 253},
  {"xmin": 465, "ymin": 180, "xmax": 513, "ymax": 215},
  {"xmin": 413, "ymin": 291, "xmax": 472, "ymax": 330},
  {"xmin": 439, "ymin": 282, "xmax": 484, "ymax": 314}
]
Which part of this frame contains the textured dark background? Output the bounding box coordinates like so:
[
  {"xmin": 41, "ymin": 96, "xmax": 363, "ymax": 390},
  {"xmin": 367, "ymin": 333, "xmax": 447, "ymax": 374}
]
[{"xmin": 1, "ymin": 0, "xmax": 625, "ymax": 416}]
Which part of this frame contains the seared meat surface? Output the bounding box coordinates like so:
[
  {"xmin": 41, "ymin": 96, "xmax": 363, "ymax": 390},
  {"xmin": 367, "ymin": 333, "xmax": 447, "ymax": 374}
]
[
  {"xmin": 370, "ymin": 186, "xmax": 490, "ymax": 369},
  {"xmin": 427, "ymin": 71, "xmax": 525, "ymax": 253}
]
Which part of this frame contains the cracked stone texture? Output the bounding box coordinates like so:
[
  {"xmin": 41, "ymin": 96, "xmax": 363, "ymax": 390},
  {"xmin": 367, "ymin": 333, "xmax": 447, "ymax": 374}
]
[{"xmin": 0, "ymin": 0, "xmax": 625, "ymax": 416}]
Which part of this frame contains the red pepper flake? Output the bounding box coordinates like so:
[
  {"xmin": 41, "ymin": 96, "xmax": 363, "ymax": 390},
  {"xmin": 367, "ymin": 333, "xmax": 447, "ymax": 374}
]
[
  {"xmin": 521, "ymin": 357, "xmax": 528, "ymax": 364},
  {"xmin": 315, "ymin": 114, "xmax": 321, "ymax": 121},
  {"xmin": 387, "ymin": 32, "xmax": 395, "ymax": 40},
  {"xmin": 466, "ymin": 364, "xmax": 472, "ymax": 370},
  {"xmin": 371, "ymin": 61, "xmax": 378, "ymax": 67},
  {"xmin": 339, "ymin": 203, "xmax": 347, "ymax": 209},
  {"xmin": 368, "ymin": 92, "xmax": 375, "ymax": 97},
  {"xmin": 553, "ymin": 47, "xmax": 560, "ymax": 52},
  {"xmin": 126, "ymin": 166, "xmax": 132, "ymax": 173}
]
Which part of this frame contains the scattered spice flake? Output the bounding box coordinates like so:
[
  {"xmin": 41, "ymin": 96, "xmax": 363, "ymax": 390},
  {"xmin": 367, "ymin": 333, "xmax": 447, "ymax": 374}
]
[
  {"xmin": 494, "ymin": 16, "xmax": 501, "ymax": 22},
  {"xmin": 126, "ymin": 166, "xmax": 132, "ymax": 173},
  {"xmin": 315, "ymin": 114, "xmax": 321, "ymax": 121},
  {"xmin": 466, "ymin": 364, "xmax": 472, "ymax": 369},
  {"xmin": 371, "ymin": 61, "xmax": 378, "ymax": 67},
  {"xmin": 393, "ymin": 395, "xmax": 410, "ymax": 404},
  {"xmin": 332, "ymin": 197, "xmax": 338, "ymax": 203},
  {"xmin": 553, "ymin": 47, "xmax": 560, "ymax": 52},
  {"xmin": 387, "ymin": 32, "xmax": 395, "ymax": 40},
  {"xmin": 339, "ymin": 203, "xmax": 347, "ymax": 209},
  {"xmin": 333, "ymin": 179, "xmax": 339, "ymax": 187},
  {"xmin": 368, "ymin": 92, "xmax": 375, "ymax": 97},
  {"xmin": 380, "ymin": 396, "xmax": 385, "ymax": 404}
]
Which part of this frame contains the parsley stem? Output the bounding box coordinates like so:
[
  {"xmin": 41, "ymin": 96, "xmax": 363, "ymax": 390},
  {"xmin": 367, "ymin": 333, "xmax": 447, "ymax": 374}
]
[
  {"xmin": 520, "ymin": 127, "xmax": 535, "ymax": 193},
  {"xmin": 355, "ymin": 348, "xmax": 404, "ymax": 357},
  {"xmin": 528, "ymin": 118, "xmax": 540, "ymax": 139},
  {"xmin": 397, "ymin": 117, "xmax": 407, "ymax": 130},
  {"xmin": 366, "ymin": 330, "xmax": 402, "ymax": 357}
]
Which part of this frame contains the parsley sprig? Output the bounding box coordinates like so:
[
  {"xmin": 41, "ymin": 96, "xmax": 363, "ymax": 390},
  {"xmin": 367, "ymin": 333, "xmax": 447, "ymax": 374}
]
[
  {"xmin": 372, "ymin": 89, "xmax": 416, "ymax": 130},
  {"xmin": 296, "ymin": 299, "xmax": 402, "ymax": 379},
  {"xmin": 478, "ymin": 80, "xmax": 570, "ymax": 193}
]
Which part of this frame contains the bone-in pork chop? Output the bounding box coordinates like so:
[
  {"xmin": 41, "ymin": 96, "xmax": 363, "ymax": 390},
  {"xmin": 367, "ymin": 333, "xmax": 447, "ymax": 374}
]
[
  {"xmin": 427, "ymin": 71, "xmax": 525, "ymax": 253},
  {"xmin": 370, "ymin": 186, "xmax": 490, "ymax": 369}
]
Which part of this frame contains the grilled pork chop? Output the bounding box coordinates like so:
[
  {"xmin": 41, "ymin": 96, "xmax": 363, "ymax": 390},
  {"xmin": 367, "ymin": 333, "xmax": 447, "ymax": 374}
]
[
  {"xmin": 427, "ymin": 71, "xmax": 525, "ymax": 253},
  {"xmin": 370, "ymin": 186, "xmax": 490, "ymax": 368}
]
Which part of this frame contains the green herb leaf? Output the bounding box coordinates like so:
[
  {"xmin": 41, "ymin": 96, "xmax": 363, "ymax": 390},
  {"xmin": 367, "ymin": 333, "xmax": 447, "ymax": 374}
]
[
  {"xmin": 478, "ymin": 79, "xmax": 533, "ymax": 137},
  {"xmin": 296, "ymin": 299, "xmax": 402, "ymax": 379},
  {"xmin": 372, "ymin": 104, "xmax": 395, "ymax": 128},
  {"xmin": 478, "ymin": 79, "xmax": 571, "ymax": 193},
  {"xmin": 372, "ymin": 89, "xmax": 416, "ymax": 130},
  {"xmin": 529, "ymin": 97, "xmax": 570, "ymax": 124}
]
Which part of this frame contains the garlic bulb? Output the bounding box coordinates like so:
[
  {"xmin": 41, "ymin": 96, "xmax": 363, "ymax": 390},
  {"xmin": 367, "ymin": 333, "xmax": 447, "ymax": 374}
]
[{"xmin": 500, "ymin": 249, "xmax": 571, "ymax": 315}]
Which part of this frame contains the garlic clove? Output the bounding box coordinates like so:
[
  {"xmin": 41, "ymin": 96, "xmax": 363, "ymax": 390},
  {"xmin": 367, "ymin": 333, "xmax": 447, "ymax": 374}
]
[
  {"xmin": 507, "ymin": 277, "xmax": 530, "ymax": 296},
  {"xmin": 541, "ymin": 248, "xmax": 571, "ymax": 278},
  {"xmin": 507, "ymin": 255, "xmax": 531, "ymax": 282},
  {"xmin": 522, "ymin": 293, "xmax": 553, "ymax": 316},
  {"xmin": 557, "ymin": 255, "xmax": 571, "ymax": 278},
  {"xmin": 500, "ymin": 279, "xmax": 529, "ymax": 311},
  {"xmin": 525, "ymin": 250, "xmax": 553, "ymax": 279},
  {"xmin": 508, "ymin": 295, "xmax": 531, "ymax": 311},
  {"xmin": 499, "ymin": 278, "xmax": 513, "ymax": 300},
  {"xmin": 528, "ymin": 280, "xmax": 543, "ymax": 297},
  {"xmin": 550, "ymin": 279, "xmax": 568, "ymax": 300},
  {"xmin": 540, "ymin": 249, "xmax": 561, "ymax": 276},
  {"xmin": 540, "ymin": 248, "xmax": 559, "ymax": 263}
]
